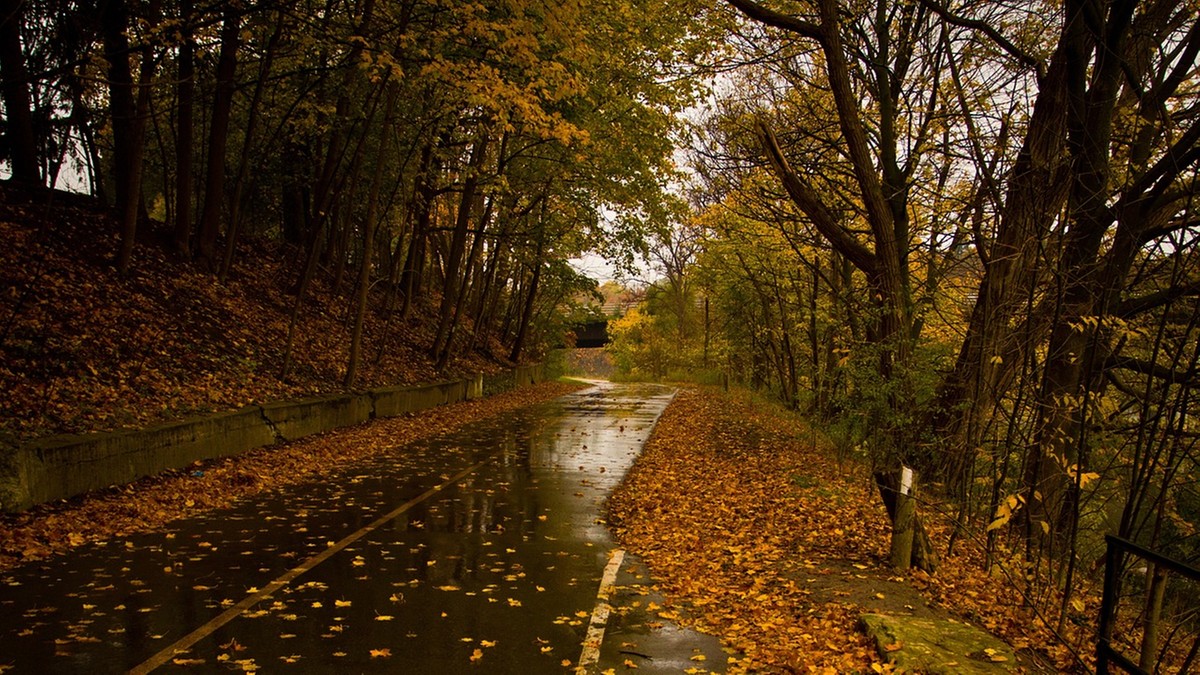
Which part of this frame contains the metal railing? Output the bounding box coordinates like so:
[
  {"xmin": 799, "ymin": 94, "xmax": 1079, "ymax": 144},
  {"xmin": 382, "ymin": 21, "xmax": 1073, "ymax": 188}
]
[{"xmin": 1097, "ymin": 534, "xmax": 1200, "ymax": 675}]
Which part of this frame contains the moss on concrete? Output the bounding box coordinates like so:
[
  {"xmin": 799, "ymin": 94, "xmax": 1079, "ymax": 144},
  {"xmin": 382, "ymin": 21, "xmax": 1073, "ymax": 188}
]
[{"xmin": 859, "ymin": 613, "xmax": 1017, "ymax": 675}]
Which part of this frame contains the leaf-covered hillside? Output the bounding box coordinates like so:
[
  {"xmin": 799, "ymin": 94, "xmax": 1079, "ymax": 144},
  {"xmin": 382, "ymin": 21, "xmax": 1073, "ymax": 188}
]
[{"xmin": 0, "ymin": 187, "xmax": 504, "ymax": 443}]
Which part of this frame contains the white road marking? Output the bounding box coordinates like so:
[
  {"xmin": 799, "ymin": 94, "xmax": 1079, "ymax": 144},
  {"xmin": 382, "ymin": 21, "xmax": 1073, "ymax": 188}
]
[
  {"xmin": 576, "ymin": 547, "xmax": 626, "ymax": 673},
  {"xmin": 129, "ymin": 462, "xmax": 484, "ymax": 674}
]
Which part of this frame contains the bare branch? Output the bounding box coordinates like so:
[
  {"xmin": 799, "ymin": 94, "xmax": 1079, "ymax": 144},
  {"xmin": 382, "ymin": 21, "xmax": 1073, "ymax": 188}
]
[
  {"xmin": 1106, "ymin": 354, "xmax": 1200, "ymax": 388},
  {"xmin": 725, "ymin": 0, "xmax": 822, "ymax": 40},
  {"xmin": 1118, "ymin": 280, "xmax": 1200, "ymax": 318},
  {"xmin": 754, "ymin": 119, "xmax": 878, "ymax": 276},
  {"xmin": 918, "ymin": 0, "xmax": 1045, "ymax": 80},
  {"xmin": 1125, "ymin": 117, "xmax": 1200, "ymax": 205},
  {"xmin": 1137, "ymin": 216, "xmax": 1200, "ymax": 247}
]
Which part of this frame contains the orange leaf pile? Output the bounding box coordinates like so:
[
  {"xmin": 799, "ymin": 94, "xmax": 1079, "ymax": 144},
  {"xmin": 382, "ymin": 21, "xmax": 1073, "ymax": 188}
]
[
  {"xmin": 609, "ymin": 387, "xmax": 889, "ymax": 672},
  {"xmin": 609, "ymin": 387, "xmax": 1078, "ymax": 672}
]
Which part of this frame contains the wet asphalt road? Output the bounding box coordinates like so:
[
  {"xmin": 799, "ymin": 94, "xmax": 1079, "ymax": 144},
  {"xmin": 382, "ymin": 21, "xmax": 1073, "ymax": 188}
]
[{"xmin": 0, "ymin": 382, "xmax": 726, "ymax": 673}]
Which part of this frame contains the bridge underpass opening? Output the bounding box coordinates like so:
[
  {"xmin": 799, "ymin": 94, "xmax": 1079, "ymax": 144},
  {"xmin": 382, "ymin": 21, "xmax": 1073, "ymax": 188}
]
[{"xmin": 573, "ymin": 320, "xmax": 609, "ymax": 348}]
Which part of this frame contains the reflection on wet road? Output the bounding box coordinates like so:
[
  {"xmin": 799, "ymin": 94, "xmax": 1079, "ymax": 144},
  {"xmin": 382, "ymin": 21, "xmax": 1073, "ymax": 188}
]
[{"xmin": 0, "ymin": 382, "xmax": 720, "ymax": 673}]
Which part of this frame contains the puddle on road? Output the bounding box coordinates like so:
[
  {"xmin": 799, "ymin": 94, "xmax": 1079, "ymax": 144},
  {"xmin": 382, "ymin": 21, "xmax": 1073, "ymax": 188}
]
[{"xmin": 0, "ymin": 383, "xmax": 701, "ymax": 674}]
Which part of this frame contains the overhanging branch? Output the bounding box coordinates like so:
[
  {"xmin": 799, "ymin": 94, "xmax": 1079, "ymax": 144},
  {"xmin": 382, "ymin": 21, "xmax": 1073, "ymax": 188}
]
[
  {"xmin": 725, "ymin": 0, "xmax": 822, "ymax": 39},
  {"xmin": 755, "ymin": 119, "xmax": 878, "ymax": 276},
  {"xmin": 1106, "ymin": 354, "xmax": 1200, "ymax": 387},
  {"xmin": 1118, "ymin": 280, "xmax": 1200, "ymax": 318},
  {"xmin": 919, "ymin": 0, "xmax": 1044, "ymax": 80}
]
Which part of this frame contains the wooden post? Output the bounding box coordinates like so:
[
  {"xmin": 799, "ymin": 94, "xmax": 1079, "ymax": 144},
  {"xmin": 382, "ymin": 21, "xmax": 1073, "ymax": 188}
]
[{"xmin": 890, "ymin": 466, "xmax": 916, "ymax": 571}]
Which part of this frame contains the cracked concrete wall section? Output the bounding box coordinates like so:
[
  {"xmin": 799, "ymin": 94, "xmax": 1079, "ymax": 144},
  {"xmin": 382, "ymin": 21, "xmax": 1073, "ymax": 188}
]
[{"xmin": 0, "ymin": 369, "xmax": 526, "ymax": 512}]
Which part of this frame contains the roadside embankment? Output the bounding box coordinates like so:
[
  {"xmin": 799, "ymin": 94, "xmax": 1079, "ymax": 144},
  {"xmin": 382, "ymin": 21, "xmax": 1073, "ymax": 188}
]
[
  {"xmin": 0, "ymin": 365, "xmax": 543, "ymax": 513},
  {"xmin": 0, "ymin": 368, "xmax": 571, "ymax": 571}
]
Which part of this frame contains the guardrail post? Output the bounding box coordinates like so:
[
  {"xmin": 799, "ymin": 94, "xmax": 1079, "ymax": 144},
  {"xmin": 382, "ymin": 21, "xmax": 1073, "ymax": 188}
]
[
  {"xmin": 1097, "ymin": 534, "xmax": 1123, "ymax": 675},
  {"xmin": 1095, "ymin": 534, "xmax": 1200, "ymax": 675}
]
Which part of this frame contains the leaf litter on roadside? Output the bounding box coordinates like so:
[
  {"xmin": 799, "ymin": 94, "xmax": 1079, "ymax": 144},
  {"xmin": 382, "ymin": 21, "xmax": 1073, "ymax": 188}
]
[{"xmin": 609, "ymin": 387, "xmax": 1056, "ymax": 673}]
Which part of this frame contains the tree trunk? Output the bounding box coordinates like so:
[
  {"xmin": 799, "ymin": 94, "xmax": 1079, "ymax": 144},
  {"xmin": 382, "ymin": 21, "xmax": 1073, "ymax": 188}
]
[
  {"xmin": 171, "ymin": 0, "xmax": 195, "ymax": 257},
  {"xmin": 306, "ymin": 0, "xmax": 378, "ymax": 254},
  {"xmin": 343, "ymin": 217, "xmax": 375, "ymax": 387},
  {"xmin": 469, "ymin": 232, "xmax": 511, "ymax": 353},
  {"xmin": 0, "ymin": 1, "xmax": 40, "ymax": 184},
  {"xmin": 345, "ymin": 87, "xmax": 397, "ymax": 388},
  {"xmin": 509, "ymin": 232, "xmax": 544, "ymax": 363},
  {"xmin": 331, "ymin": 180, "xmax": 357, "ymax": 295},
  {"xmin": 932, "ymin": 27, "xmax": 1076, "ymax": 493},
  {"xmin": 889, "ymin": 467, "xmax": 917, "ymax": 571},
  {"xmin": 436, "ymin": 191, "xmax": 492, "ymax": 371},
  {"xmin": 115, "ymin": 52, "xmax": 153, "ymax": 274},
  {"xmin": 195, "ymin": 5, "xmax": 241, "ymax": 269},
  {"xmin": 103, "ymin": 0, "xmax": 155, "ymax": 274},
  {"xmin": 220, "ymin": 8, "xmax": 285, "ymax": 283},
  {"xmin": 874, "ymin": 469, "xmax": 938, "ymax": 573},
  {"xmin": 1023, "ymin": 0, "xmax": 1147, "ymax": 546},
  {"xmin": 809, "ymin": 259, "xmax": 824, "ymax": 413},
  {"xmin": 101, "ymin": 0, "xmax": 136, "ymax": 215},
  {"xmin": 67, "ymin": 71, "xmax": 103, "ymax": 199},
  {"xmin": 279, "ymin": 80, "xmax": 383, "ymax": 379},
  {"xmin": 1139, "ymin": 563, "xmax": 1167, "ymax": 671},
  {"xmin": 280, "ymin": 177, "xmax": 308, "ymax": 246},
  {"xmin": 399, "ymin": 143, "xmax": 437, "ymax": 320},
  {"xmin": 431, "ymin": 130, "xmax": 490, "ymax": 359},
  {"xmin": 500, "ymin": 269, "xmax": 526, "ymax": 346}
]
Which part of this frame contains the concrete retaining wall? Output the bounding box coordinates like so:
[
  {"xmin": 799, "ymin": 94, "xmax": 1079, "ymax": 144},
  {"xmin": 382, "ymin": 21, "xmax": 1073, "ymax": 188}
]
[
  {"xmin": 0, "ymin": 369, "xmax": 523, "ymax": 512},
  {"xmin": 482, "ymin": 363, "xmax": 545, "ymax": 395},
  {"xmin": 512, "ymin": 363, "xmax": 545, "ymax": 387}
]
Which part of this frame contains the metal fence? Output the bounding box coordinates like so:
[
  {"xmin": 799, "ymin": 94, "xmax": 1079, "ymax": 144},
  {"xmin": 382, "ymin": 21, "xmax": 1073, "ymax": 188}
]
[{"xmin": 1097, "ymin": 534, "xmax": 1200, "ymax": 675}]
